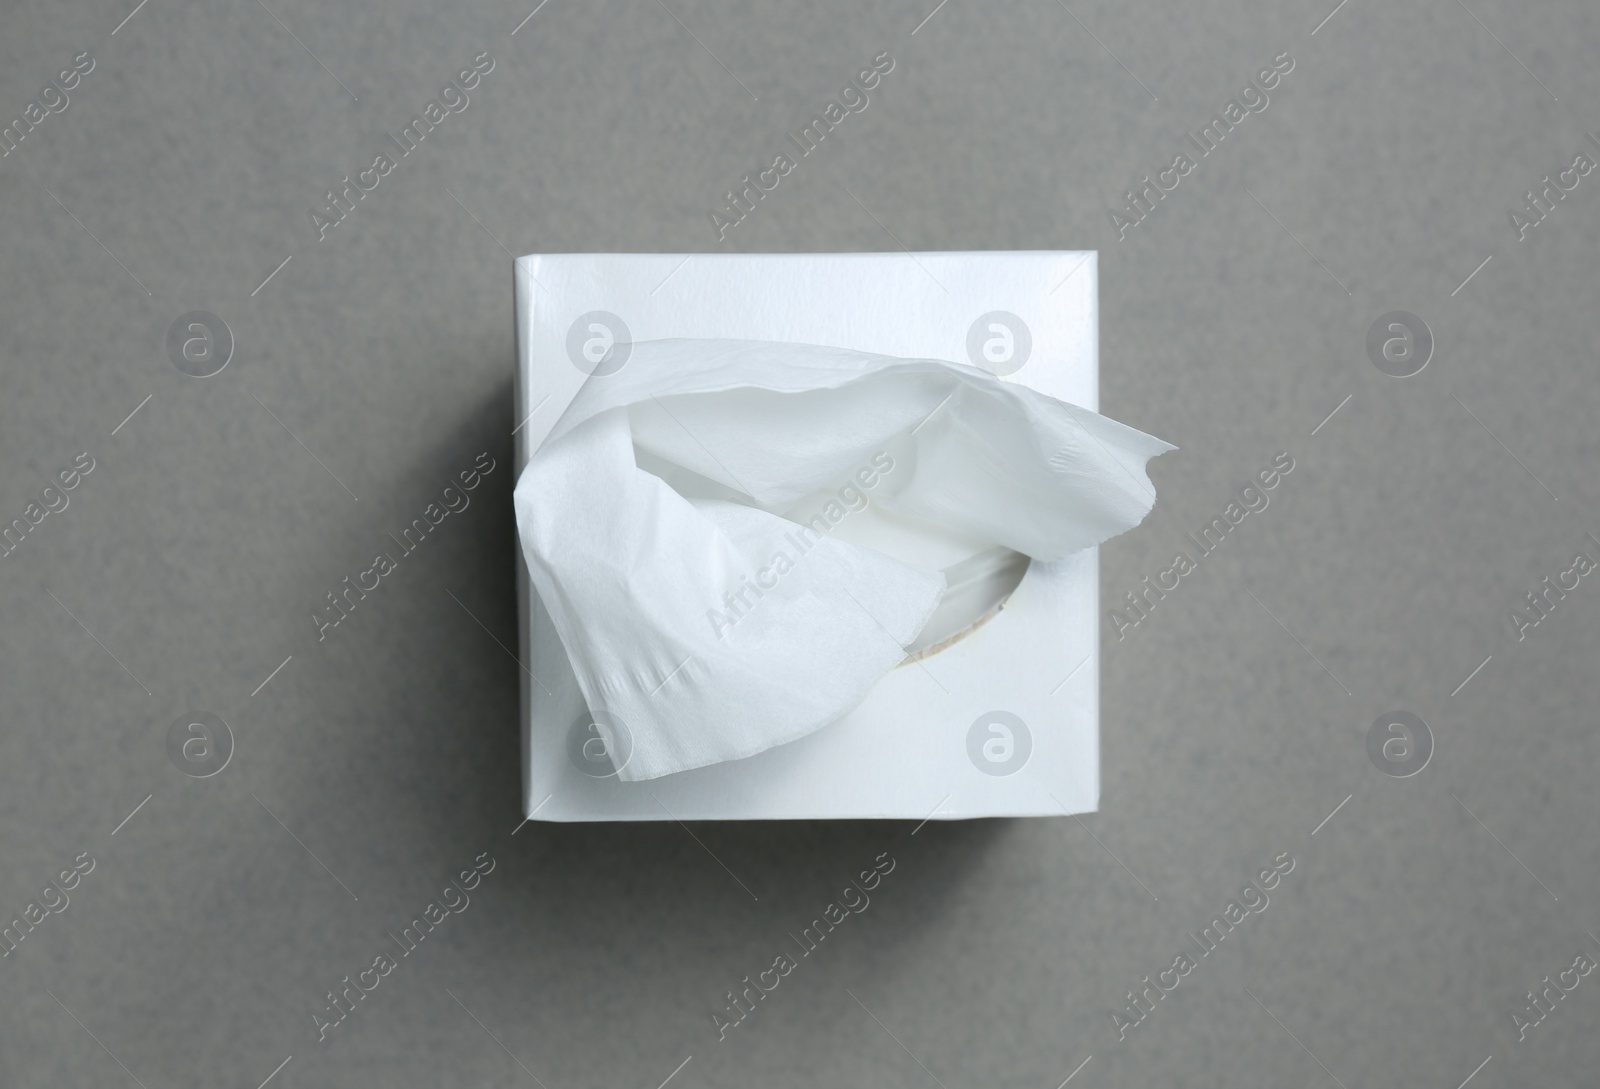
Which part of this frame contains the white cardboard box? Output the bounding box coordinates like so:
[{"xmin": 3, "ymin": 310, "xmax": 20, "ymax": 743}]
[{"xmin": 515, "ymin": 251, "xmax": 1100, "ymax": 821}]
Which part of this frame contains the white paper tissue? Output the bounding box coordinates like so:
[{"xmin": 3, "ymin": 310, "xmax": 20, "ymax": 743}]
[{"xmin": 514, "ymin": 338, "xmax": 1171, "ymax": 781}]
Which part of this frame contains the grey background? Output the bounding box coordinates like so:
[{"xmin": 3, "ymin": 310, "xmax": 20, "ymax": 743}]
[{"xmin": 1, "ymin": 0, "xmax": 1596, "ymax": 1086}]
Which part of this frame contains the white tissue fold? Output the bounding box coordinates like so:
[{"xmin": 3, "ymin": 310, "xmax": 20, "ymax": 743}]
[{"xmin": 513, "ymin": 339, "xmax": 1173, "ymax": 781}]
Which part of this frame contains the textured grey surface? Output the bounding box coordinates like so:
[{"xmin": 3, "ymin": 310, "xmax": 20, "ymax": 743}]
[{"xmin": 1, "ymin": 1, "xmax": 1597, "ymax": 1086}]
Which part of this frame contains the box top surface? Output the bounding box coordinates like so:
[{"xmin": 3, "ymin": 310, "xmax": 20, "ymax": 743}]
[{"xmin": 516, "ymin": 251, "xmax": 1101, "ymax": 820}]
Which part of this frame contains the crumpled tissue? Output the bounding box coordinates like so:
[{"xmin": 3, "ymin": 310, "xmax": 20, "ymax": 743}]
[{"xmin": 513, "ymin": 338, "xmax": 1172, "ymax": 781}]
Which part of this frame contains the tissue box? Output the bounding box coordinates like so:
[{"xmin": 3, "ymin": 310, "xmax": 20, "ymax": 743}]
[{"xmin": 515, "ymin": 252, "xmax": 1100, "ymax": 821}]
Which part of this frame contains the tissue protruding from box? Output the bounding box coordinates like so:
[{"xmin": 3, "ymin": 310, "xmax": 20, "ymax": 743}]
[{"xmin": 514, "ymin": 338, "xmax": 1171, "ymax": 781}]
